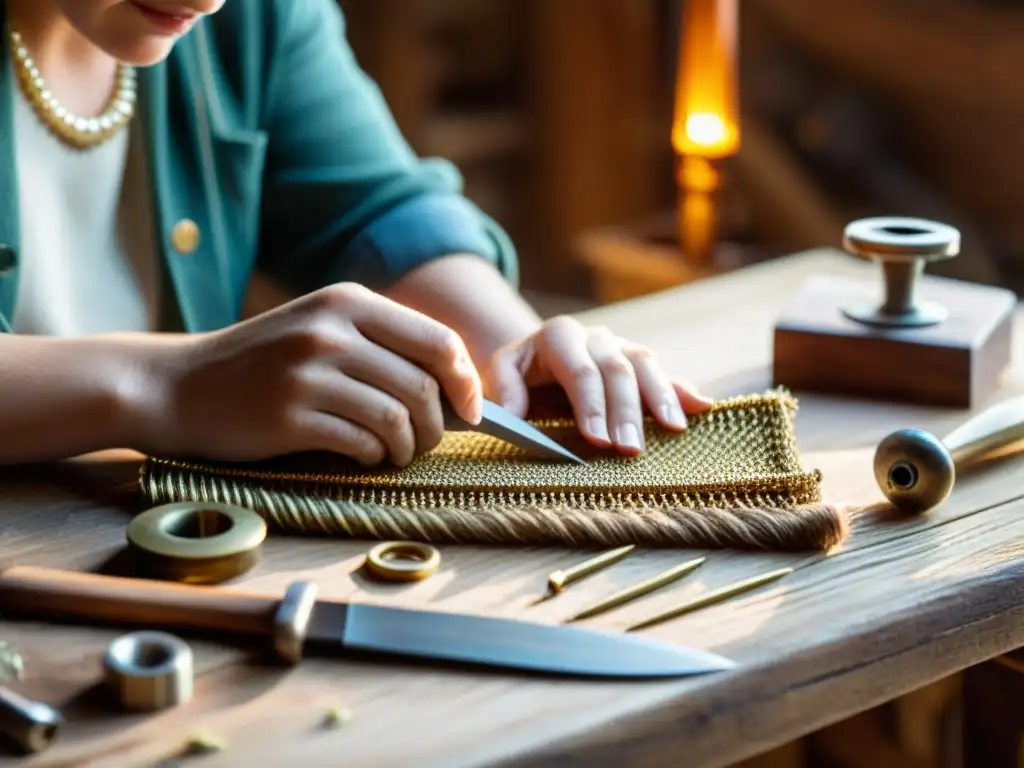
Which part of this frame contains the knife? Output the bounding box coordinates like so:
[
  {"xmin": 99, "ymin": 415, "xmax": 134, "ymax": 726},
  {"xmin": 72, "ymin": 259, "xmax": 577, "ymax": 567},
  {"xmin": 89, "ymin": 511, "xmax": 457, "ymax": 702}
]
[
  {"xmin": 0, "ymin": 567, "xmax": 732, "ymax": 679},
  {"xmin": 443, "ymin": 398, "xmax": 586, "ymax": 464}
]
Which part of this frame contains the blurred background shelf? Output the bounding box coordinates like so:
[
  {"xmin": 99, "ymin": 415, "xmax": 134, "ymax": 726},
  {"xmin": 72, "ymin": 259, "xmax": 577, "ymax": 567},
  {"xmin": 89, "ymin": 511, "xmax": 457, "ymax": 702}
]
[{"xmin": 342, "ymin": 0, "xmax": 1024, "ymax": 308}]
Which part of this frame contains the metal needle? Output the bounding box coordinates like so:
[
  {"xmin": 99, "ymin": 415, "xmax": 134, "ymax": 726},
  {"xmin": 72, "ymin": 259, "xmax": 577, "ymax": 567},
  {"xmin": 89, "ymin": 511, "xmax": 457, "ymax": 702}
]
[
  {"xmin": 530, "ymin": 545, "xmax": 636, "ymax": 605},
  {"xmin": 626, "ymin": 567, "xmax": 794, "ymax": 631},
  {"xmin": 566, "ymin": 556, "xmax": 706, "ymax": 622}
]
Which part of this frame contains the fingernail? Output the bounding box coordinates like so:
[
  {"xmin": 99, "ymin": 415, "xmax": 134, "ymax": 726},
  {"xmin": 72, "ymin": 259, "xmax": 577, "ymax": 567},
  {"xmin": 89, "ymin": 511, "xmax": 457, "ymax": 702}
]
[
  {"xmin": 660, "ymin": 403, "xmax": 688, "ymax": 429},
  {"xmin": 587, "ymin": 416, "xmax": 610, "ymax": 442},
  {"xmin": 615, "ymin": 423, "xmax": 643, "ymax": 451}
]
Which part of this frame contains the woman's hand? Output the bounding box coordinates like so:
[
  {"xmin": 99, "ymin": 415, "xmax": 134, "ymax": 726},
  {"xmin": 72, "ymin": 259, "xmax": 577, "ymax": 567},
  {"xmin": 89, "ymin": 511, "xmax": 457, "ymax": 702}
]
[
  {"xmin": 141, "ymin": 283, "xmax": 482, "ymax": 467},
  {"xmin": 480, "ymin": 316, "xmax": 713, "ymax": 455}
]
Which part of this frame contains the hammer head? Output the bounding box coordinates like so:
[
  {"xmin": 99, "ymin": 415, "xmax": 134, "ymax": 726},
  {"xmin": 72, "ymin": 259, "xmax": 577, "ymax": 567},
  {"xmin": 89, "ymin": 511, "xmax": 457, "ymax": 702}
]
[{"xmin": 873, "ymin": 428, "xmax": 955, "ymax": 514}]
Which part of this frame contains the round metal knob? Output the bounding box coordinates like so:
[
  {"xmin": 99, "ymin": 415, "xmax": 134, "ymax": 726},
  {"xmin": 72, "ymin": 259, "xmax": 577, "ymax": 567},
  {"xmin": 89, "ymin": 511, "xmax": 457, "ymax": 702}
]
[
  {"xmin": 841, "ymin": 216, "xmax": 960, "ymax": 328},
  {"xmin": 873, "ymin": 428, "xmax": 955, "ymax": 514}
]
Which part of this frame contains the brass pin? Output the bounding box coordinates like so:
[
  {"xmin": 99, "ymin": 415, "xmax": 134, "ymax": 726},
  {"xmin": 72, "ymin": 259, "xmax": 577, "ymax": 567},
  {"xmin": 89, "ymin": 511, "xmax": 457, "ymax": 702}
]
[
  {"xmin": 566, "ymin": 556, "xmax": 706, "ymax": 622},
  {"xmin": 530, "ymin": 545, "xmax": 636, "ymax": 605},
  {"xmin": 626, "ymin": 567, "xmax": 794, "ymax": 631}
]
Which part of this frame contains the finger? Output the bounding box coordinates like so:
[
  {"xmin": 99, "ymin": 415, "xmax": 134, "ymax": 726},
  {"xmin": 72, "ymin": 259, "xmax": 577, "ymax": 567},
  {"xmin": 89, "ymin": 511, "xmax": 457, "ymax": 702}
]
[
  {"xmin": 536, "ymin": 317, "xmax": 611, "ymax": 447},
  {"xmin": 340, "ymin": 288, "xmax": 483, "ymax": 424},
  {"xmin": 674, "ymin": 379, "xmax": 716, "ymax": 413},
  {"xmin": 333, "ymin": 335, "xmax": 446, "ymax": 454},
  {"xmin": 483, "ymin": 347, "xmax": 530, "ymax": 418},
  {"xmin": 587, "ymin": 330, "xmax": 644, "ymax": 455},
  {"xmin": 290, "ymin": 410, "xmax": 389, "ymax": 467},
  {"xmin": 624, "ymin": 346, "xmax": 688, "ymax": 431},
  {"xmin": 304, "ymin": 368, "xmax": 419, "ymax": 467}
]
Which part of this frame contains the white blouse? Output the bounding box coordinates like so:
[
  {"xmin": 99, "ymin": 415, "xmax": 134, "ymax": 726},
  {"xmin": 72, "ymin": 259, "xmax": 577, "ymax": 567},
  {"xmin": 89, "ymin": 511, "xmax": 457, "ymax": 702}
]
[{"xmin": 10, "ymin": 74, "xmax": 162, "ymax": 337}]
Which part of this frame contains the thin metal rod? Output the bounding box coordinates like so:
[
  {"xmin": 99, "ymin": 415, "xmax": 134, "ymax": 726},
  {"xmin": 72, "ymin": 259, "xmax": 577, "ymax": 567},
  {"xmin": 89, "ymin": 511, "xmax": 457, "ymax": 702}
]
[
  {"xmin": 626, "ymin": 567, "xmax": 793, "ymax": 631},
  {"xmin": 530, "ymin": 545, "xmax": 636, "ymax": 605},
  {"xmin": 566, "ymin": 556, "xmax": 706, "ymax": 622}
]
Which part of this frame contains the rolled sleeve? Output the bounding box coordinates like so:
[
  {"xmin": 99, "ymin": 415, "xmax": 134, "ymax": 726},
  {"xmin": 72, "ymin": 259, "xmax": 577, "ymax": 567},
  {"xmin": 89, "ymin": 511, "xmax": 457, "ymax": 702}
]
[
  {"xmin": 332, "ymin": 191, "xmax": 519, "ymax": 288},
  {"xmin": 255, "ymin": 0, "xmax": 519, "ymax": 296}
]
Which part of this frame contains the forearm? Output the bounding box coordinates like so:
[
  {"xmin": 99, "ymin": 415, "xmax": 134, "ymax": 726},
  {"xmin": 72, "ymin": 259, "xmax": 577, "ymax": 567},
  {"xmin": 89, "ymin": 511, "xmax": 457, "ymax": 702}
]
[
  {"xmin": 0, "ymin": 334, "xmax": 162, "ymax": 464},
  {"xmin": 383, "ymin": 254, "xmax": 543, "ymax": 364}
]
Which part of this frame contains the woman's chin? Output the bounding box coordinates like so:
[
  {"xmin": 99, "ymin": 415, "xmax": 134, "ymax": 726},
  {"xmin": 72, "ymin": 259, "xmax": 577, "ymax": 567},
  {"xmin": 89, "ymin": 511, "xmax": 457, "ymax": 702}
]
[{"xmin": 108, "ymin": 38, "xmax": 181, "ymax": 67}]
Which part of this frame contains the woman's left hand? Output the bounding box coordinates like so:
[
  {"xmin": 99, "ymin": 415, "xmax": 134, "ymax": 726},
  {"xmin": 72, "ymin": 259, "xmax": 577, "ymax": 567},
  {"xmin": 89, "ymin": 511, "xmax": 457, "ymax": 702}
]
[{"xmin": 480, "ymin": 316, "xmax": 714, "ymax": 455}]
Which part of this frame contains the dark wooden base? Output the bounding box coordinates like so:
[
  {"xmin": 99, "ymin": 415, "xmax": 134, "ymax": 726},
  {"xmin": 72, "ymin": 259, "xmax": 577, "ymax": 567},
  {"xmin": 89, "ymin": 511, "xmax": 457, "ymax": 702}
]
[{"xmin": 772, "ymin": 273, "xmax": 1017, "ymax": 408}]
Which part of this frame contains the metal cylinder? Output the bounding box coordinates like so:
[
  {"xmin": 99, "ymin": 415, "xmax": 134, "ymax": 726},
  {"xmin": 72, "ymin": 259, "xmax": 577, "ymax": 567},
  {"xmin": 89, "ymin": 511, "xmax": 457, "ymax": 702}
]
[
  {"xmin": 103, "ymin": 631, "xmax": 193, "ymax": 712},
  {"xmin": 0, "ymin": 686, "xmax": 62, "ymax": 754}
]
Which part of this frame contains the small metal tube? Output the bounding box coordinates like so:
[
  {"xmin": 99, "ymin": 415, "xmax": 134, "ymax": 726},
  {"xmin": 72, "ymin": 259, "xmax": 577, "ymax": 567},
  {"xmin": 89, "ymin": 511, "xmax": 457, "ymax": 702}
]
[
  {"xmin": 0, "ymin": 686, "xmax": 62, "ymax": 754},
  {"xmin": 104, "ymin": 631, "xmax": 194, "ymax": 712}
]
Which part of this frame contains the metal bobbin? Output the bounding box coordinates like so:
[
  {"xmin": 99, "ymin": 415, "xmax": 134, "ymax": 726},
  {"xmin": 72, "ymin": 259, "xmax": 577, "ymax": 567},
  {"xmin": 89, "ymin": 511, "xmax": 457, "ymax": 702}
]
[
  {"xmin": 841, "ymin": 216, "xmax": 960, "ymax": 329},
  {"xmin": 103, "ymin": 631, "xmax": 194, "ymax": 712},
  {"xmin": 126, "ymin": 501, "xmax": 267, "ymax": 584}
]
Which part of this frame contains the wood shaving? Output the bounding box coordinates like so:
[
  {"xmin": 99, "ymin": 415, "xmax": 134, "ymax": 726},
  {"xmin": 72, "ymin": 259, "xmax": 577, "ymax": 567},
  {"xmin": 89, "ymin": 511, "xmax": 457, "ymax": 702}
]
[
  {"xmin": 180, "ymin": 731, "xmax": 227, "ymax": 756},
  {"xmin": 323, "ymin": 706, "xmax": 352, "ymax": 729},
  {"xmin": 0, "ymin": 641, "xmax": 24, "ymax": 682}
]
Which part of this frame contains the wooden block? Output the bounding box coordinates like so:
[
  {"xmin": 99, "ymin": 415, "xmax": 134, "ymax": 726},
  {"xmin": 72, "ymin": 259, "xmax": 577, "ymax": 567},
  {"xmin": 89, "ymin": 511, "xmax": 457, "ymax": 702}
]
[{"xmin": 772, "ymin": 272, "xmax": 1016, "ymax": 408}]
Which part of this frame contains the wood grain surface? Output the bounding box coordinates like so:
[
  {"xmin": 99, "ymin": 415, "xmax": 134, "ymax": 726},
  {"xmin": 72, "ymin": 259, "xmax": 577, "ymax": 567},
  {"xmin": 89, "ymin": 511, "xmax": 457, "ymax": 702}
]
[{"xmin": 1, "ymin": 249, "xmax": 1023, "ymax": 768}]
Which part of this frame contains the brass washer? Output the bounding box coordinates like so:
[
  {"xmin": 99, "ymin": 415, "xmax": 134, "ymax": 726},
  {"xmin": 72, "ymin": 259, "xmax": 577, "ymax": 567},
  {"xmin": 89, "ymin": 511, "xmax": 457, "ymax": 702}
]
[
  {"xmin": 364, "ymin": 541, "xmax": 441, "ymax": 582},
  {"xmin": 126, "ymin": 502, "xmax": 267, "ymax": 584}
]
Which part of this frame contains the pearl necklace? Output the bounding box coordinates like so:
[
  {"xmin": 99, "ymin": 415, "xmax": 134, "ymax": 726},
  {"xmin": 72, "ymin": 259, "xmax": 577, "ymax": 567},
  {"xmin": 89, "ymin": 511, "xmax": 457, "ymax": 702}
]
[{"xmin": 8, "ymin": 27, "xmax": 136, "ymax": 150}]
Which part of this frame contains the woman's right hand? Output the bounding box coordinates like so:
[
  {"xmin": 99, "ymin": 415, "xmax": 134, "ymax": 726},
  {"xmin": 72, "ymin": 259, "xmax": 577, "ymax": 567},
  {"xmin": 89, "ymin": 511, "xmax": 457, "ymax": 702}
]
[{"xmin": 140, "ymin": 282, "xmax": 483, "ymax": 467}]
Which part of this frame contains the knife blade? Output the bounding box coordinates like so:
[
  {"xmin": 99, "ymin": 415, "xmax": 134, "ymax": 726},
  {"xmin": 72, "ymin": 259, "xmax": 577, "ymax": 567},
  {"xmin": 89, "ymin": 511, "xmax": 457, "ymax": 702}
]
[
  {"xmin": 443, "ymin": 398, "xmax": 586, "ymax": 464},
  {"xmin": 0, "ymin": 567, "xmax": 733, "ymax": 679}
]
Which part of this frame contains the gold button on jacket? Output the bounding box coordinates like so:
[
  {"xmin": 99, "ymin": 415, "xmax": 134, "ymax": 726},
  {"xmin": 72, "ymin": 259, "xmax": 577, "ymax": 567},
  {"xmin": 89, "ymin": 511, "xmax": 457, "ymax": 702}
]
[{"xmin": 171, "ymin": 220, "xmax": 200, "ymax": 254}]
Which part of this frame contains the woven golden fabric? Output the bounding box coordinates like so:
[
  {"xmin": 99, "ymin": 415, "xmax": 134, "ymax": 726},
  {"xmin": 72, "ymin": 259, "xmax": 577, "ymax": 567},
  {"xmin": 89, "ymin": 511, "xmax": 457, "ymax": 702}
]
[{"xmin": 139, "ymin": 389, "xmax": 849, "ymax": 552}]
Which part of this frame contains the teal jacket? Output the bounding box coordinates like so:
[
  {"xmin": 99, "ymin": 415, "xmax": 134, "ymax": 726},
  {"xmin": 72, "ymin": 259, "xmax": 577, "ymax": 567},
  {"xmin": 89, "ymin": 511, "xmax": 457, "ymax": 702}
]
[{"xmin": 0, "ymin": 0, "xmax": 518, "ymax": 333}]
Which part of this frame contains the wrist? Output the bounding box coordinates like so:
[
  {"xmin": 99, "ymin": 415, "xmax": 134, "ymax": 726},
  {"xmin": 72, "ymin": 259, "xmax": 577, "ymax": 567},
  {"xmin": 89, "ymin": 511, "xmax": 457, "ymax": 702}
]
[{"xmin": 102, "ymin": 334, "xmax": 190, "ymax": 456}]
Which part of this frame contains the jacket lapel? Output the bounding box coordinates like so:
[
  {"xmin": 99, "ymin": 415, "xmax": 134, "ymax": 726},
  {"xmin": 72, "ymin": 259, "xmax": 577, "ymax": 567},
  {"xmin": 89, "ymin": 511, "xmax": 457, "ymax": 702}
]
[
  {"xmin": 137, "ymin": 34, "xmax": 236, "ymax": 333},
  {"xmin": 0, "ymin": 3, "xmax": 20, "ymax": 332}
]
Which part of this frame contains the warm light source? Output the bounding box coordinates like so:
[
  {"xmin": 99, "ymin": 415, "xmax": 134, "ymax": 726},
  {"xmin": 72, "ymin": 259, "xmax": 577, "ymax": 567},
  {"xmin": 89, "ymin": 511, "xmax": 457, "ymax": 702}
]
[{"xmin": 672, "ymin": 0, "xmax": 740, "ymax": 265}]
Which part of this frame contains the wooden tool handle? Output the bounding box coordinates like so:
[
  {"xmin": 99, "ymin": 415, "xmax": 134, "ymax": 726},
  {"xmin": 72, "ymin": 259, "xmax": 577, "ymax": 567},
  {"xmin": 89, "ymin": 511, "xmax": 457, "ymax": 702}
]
[
  {"xmin": 0, "ymin": 566, "xmax": 279, "ymax": 637},
  {"xmin": 943, "ymin": 394, "xmax": 1024, "ymax": 465}
]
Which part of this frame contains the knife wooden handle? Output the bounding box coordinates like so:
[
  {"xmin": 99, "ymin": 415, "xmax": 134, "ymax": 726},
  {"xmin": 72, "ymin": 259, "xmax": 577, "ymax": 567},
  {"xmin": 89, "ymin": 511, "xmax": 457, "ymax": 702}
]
[{"xmin": 0, "ymin": 566, "xmax": 279, "ymax": 637}]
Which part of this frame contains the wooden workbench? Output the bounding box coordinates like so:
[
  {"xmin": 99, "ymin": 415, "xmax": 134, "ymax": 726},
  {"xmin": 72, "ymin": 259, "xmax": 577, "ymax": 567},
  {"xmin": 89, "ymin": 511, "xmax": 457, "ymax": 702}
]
[{"xmin": 1, "ymin": 249, "xmax": 1022, "ymax": 767}]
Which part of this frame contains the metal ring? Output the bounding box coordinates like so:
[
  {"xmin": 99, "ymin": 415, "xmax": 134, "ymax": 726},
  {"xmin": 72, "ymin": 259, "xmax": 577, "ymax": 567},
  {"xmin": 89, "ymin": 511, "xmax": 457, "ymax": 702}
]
[
  {"xmin": 842, "ymin": 216, "xmax": 960, "ymax": 261},
  {"xmin": 364, "ymin": 541, "xmax": 441, "ymax": 583},
  {"xmin": 103, "ymin": 631, "xmax": 193, "ymax": 712},
  {"xmin": 126, "ymin": 501, "xmax": 267, "ymax": 584}
]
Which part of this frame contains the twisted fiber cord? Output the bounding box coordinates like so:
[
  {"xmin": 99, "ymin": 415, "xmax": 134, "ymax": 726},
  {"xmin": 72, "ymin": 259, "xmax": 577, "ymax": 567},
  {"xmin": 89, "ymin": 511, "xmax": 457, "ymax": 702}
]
[
  {"xmin": 138, "ymin": 389, "xmax": 850, "ymax": 552},
  {"xmin": 141, "ymin": 467, "xmax": 850, "ymax": 552}
]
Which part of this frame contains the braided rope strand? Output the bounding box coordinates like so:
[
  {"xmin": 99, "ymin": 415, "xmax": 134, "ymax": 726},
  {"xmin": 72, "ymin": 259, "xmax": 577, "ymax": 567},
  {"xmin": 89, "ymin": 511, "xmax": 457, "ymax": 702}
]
[{"xmin": 138, "ymin": 389, "xmax": 850, "ymax": 552}]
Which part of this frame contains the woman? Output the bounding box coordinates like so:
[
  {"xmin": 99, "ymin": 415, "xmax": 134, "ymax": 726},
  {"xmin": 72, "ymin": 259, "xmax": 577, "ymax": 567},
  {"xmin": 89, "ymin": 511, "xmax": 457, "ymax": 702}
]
[{"xmin": 0, "ymin": 0, "xmax": 712, "ymax": 468}]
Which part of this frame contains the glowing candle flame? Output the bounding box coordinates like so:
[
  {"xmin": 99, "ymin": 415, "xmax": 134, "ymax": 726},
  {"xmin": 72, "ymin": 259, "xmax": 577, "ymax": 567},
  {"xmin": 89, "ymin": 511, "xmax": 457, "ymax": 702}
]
[{"xmin": 672, "ymin": 0, "xmax": 740, "ymax": 159}]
